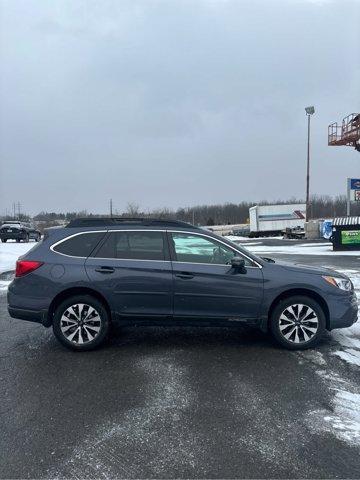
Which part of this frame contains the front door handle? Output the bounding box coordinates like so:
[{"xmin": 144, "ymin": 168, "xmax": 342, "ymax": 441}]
[
  {"xmin": 95, "ymin": 266, "xmax": 115, "ymax": 274},
  {"xmin": 175, "ymin": 272, "xmax": 194, "ymax": 279}
]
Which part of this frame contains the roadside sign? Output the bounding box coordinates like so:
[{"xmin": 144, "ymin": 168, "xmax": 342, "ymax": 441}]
[
  {"xmin": 350, "ymin": 178, "xmax": 360, "ymax": 190},
  {"xmin": 347, "ymin": 178, "xmax": 360, "ymax": 214}
]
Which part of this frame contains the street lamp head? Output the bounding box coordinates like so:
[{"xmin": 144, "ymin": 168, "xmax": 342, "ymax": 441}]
[{"xmin": 305, "ymin": 106, "xmax": 315, "ymax": 115}]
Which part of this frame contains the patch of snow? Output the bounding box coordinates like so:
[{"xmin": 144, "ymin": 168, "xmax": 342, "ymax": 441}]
[
  {"xmin": 323, "ymin": 390, "xmax": 360, "ymax": 446},
  {"xmin": 244, "ymin": 243, "xmax": 360, "ymax": 256},
  {"xmin": 0, "ymin": 281, "xmax": 10, "ymax": 292},
  {"xmin": 330, "ymin": 269, "xmax": 360, "ymax": 367},
  {"xmin": 298, "ymin": 350, "xmax": 327, "ymax": 366},
  {"xmin": 305, "ymin": 361, "xmax": 360, "ymax": 447},
  {"xmin": 234, "ymin": 241, "xmax": 263, "ymax": 246},
  {"xmin": 225, "ymin": 235, "xmax": 253, "ymax": 241},
  {"xmin": 0, "ymin": 241, "xmax": 34, "ymax": 273},
  {"xmin": 333, "ymin": 350, "xmax": 360, "ymax": 367}
]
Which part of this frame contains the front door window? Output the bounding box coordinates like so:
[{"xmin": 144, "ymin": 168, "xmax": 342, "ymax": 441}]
[{"xmin": 171, "ymin": 232, "xmax": 237, "ymax": 265}]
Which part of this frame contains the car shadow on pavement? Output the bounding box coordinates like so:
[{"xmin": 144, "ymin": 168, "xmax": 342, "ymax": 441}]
[{"xmin": 108, "ymin": 324, "xmax": 279, "ymax": 351}]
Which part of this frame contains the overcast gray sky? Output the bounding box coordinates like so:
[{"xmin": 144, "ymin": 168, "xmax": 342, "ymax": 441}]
[{"xmin": 0, "ymin": 0, "xmax": 359, "ymax": 215}]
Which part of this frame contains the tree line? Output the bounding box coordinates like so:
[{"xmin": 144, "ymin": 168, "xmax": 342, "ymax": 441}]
[{"xmin": 2, "ymin": 195, "xmax": 358, "ymax": 228}]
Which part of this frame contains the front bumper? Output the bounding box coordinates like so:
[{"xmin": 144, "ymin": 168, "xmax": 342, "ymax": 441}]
[{"xmin": 328, "ymin": 290, "xmax": 358, "ymax": 330}]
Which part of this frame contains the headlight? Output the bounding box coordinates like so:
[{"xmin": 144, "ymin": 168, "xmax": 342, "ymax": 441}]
[{"xmin": 322, "ymin": 276, "xmax": 353, "ymax": 291}]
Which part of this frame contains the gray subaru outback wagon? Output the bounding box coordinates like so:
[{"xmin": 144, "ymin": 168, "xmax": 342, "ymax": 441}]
[{"xmin": 7, "ymin": 218, "xmax": 358, "ymax": 351}]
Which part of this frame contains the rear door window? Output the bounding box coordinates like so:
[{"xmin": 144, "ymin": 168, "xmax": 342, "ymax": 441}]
[
  {"xmin": 95, "ymin": 231, "xmax": 166, "ymax": 260},
  {"xmin": 53, "ymin": 232, "xmax": 105, "ymax": 257}
]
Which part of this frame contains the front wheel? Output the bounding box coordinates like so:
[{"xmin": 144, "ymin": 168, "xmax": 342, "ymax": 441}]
[
  {"xmin": 1, "ymin": 239, "xmax": 7, "ymax": 243},
  {"xmin": 270, "ymin": 295, "xmax": 326, "ymax": 350},
  {"xmin": 53, "ymin": 295, "xmax": 110, "ymax": 351}
]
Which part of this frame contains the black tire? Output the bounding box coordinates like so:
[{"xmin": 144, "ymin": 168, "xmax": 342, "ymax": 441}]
[
  {"xmin": 53, "ymin": 295, "xmax": 110, "ymax": 351},
  {"xmin": 16, "ymin": 238, "xmax": 20, "ymax": 243},
  {"xmin": 35, "ymin": 234, "xmax": 41, "ymax": 242},
  {"xmin": 270, "ymin": 295, "xmax": 326, "ymax": 350},
  {"xmin": 1, "ymin": 239, "xmax": 7, "ymax": 243},
  {"xmin": 24, "ymin": 234, "xmax": 29, "ymax": 243}
]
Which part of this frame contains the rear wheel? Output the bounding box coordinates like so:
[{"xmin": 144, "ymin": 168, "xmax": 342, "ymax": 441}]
[
  {"xmin": 1, "ymin": 239, "xmax": 7, "ymax": 243},
  {"xmin": 53, "ymin": 295, "xmax": 110, "ymax": 351},
  {"xmin": 270, "ymin": 295, "xmax": 326, "ymax": 350}
]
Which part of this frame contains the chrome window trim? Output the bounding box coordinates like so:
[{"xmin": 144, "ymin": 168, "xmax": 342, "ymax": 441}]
[
  {"xmin": 50, "ymin": 228, "xmax": 262, "ymax": 268},
  {"xmin": 50, "ymin": 230, "xmax": 108, "ymax": 258}
]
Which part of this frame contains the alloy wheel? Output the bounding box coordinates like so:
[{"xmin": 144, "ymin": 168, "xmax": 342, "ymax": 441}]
[
  {"xmin": 278, "ymin": 303, "xmax": 319, "ymax": 344},
  {"xmin": 60, "ymin": 303, "xmax": 102, "ymax": 344}
]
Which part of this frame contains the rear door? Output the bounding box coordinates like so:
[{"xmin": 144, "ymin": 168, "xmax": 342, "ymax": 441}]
[
  {"xmin": 168, "ymin": 231, "xmax": 263, "ymax": 321},
  {"xmin": 85, "ymin": 230, "xmax": 173, "ymax": 318}
]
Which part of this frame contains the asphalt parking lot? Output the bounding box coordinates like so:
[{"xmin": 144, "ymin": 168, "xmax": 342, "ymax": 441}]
[{"xmin": 1, "ymin": 241, "xmax": 359, "ymax": 479}]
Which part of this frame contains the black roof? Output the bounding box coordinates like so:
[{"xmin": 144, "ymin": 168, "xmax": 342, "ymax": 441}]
[{"xmin": 66, "ymin": 217, "xmax": 197, "ymax": 229}]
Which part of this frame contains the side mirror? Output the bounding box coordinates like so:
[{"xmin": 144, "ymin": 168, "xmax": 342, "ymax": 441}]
[{"xmin": 231, "ymin": 256, "xmax": 246, "ymax": 271}]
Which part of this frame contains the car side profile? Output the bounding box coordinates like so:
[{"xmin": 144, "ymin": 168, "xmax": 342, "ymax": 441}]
[{"xmin": 7, "ymin": 218, "xmax": 358, "ymax": 351}]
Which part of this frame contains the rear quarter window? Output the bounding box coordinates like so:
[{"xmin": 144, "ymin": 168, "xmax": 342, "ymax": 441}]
[{"xmin": 53, "ymin": 232, "xmax": 105, "ymax": 257}]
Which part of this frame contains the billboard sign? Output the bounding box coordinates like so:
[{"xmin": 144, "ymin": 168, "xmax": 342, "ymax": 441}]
[{"xmin": 341, "ymin": 230, "xmax": 360, "ymax": 246}]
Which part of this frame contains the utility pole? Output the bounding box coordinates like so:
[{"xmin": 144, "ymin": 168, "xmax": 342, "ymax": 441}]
[
  {"xmin": 305, "ymin": 106, "xmax": 315, "ymax": 221},
  {"xmin": 346, "ymin": 178, "xmax": 351, "ymax": 216},
  {"xmin": 110, "ymin": 199, "xmax": 113, "ymax": 218}
]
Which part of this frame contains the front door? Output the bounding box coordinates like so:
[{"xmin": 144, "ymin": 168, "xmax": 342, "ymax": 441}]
[
  {"xmin": 168, "ymin": 231, "xmax": 263, "ymax": 321},
  {"xmin": 85, "ymin": 230, "xmax": 173, "ymax": 318}
]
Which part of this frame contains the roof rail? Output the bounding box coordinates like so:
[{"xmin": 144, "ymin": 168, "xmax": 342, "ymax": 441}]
[{"xmin": 66, "ymin": 217, "xmax": 196, "ymax": 228}]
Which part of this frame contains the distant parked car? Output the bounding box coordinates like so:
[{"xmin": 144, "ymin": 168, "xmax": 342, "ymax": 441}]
[
  {"xmin": 0, "ymin": 221, "xmax": 41, "ymax": 243},
  {"xmin": 231, "ymin": 226, "xmax": 250, "ymax": 237}
]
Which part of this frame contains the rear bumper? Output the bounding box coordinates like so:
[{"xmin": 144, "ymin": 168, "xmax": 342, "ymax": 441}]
[
  {"xmin": 0, "ymin": 233, "xmax": 25, "ymax": 240},
  {"xmin": 8, "ymin": 306, "xmax": 50, "ymax": 326}
]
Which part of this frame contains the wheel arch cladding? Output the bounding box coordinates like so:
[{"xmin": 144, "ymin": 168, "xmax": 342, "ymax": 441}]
[
  {"xmin": 47, "ymin": 287, "xmax": 112, "ymax": 326},
  {"xmin": 267, "ymin": 288, "xmax": 330, "ymax": 330}
]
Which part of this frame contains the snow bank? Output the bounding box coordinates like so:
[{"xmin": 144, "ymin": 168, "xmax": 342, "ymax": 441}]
[
  {"xmin": 0, "ymin": 242, "xmax": 34, "ymax": 291},
  {"xmin": 0, "ymin": 241, "xmax": 34, "ymax": 273},
  {"xmin": 239, "ymin": 242, "xmax": 360, "ymax": 257}
]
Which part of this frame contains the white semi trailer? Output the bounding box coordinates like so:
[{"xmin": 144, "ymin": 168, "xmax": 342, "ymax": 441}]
[{"xmin": 249, "ymin": 204, "xmax": 306, "ymax": 237}]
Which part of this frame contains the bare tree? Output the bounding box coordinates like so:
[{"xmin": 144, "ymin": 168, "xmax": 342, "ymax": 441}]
[{"xmin": 125, "ymin": 202, "xmax": 141, "ymax": 217}]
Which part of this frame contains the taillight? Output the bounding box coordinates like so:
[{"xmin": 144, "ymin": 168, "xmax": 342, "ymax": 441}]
[{"xmin": 15, "ymin": 260, "xmax": 43, "ymax": 277}]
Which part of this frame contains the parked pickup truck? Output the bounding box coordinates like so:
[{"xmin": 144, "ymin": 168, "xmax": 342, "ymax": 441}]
[{"xmin": 0, "ymin": 221, "xmax": 41, "ymax": 243}]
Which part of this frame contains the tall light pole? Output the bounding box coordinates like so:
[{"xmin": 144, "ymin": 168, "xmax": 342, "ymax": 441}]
[{"xmin": 305, "ymin": 106, "xmax": 315, "ymax": 220}]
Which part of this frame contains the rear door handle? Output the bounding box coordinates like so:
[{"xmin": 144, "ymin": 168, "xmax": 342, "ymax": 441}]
[
  {"xmin": 175, "ymin": 272, "xmax": 194, "ymax": 279},
  {"xmin": 95, "ymin": 266, "xmax": 115, "ymax": 274}
]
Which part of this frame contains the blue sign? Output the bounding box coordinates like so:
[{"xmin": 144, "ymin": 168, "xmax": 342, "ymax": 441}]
[
  {"xmin": 322, "ymin": 220, "xmax": 333, "ymax": 240},
  {"xmin": 350, "ymin": 178, "xmax": 360, "ymax": 190}
]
